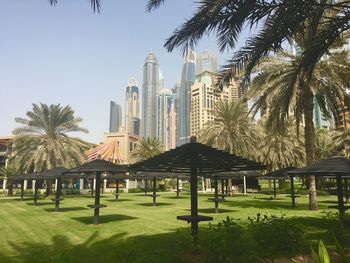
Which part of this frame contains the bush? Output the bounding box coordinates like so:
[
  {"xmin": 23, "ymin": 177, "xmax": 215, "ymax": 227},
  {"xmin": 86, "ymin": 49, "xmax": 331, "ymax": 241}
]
[
  {"xmin": 248, "ymin": 213, "xmax": 306, "ymax": 259},
  {"xmin": 204, "ymin": 217, "xmax": 243, "ymax": 262}
]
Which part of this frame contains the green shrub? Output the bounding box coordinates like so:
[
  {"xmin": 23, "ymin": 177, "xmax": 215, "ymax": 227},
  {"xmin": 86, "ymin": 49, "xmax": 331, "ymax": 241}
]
[
  {"xmin": 248, "ymin": 213, "xmax": 306, "ymax": 259},
  {"xmin": 204, "ymin": 217, "xmax": 243, "ymax": 262}
]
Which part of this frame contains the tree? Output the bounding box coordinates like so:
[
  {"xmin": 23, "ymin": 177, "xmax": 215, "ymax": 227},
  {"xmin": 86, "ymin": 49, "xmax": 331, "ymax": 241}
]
[
  {"xmin": 49, "ymin": 0, "xmax": 101, "ymax": 12},
  {"xmin": 10, "ymin": 103, "xmax": 90, "ymax": 195},
  {"xmin": 314, "ymin": 128, "xmax": 333, "ymax": 161},
  {"xmin": 332, "ymin": 129, "xmax": 350, "ymax": 158},
  {"xmin": 130, "ymin": 137, "xmax": 164, "ymax": 163},
  {"xmin": 249, "ymin": 49, "xmax": 350, "ymax": 209},
  {"xmin": 199, "ymin": 100, "xmax": 258, "ymax": 158},
  {"xmin": 0, "ymin": 165, "xmax": 18, "ymax": 196},
  {"xmin": 256, "ymin": 118, "xmax": 305, "ymax": 173}
]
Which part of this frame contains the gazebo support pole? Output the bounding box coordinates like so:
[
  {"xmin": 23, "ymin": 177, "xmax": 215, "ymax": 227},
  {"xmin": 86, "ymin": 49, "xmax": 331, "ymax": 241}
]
[
  {"xmin": 176, "ymin": 177, "xmax": 179, "ymax": 198},
  {"xmin": 336, "ymin": 175, "xmax": 345, "ymax": 218},
  {"xmin": 145, "ymin": 179, "xmax": 148, "ymax": 196},
  {"xmin": 221, "ymin": 179, "xmax": 225, "ymax": 200},
  {"xmin": 225, "ymin": 179, "xmax": 229, "ymax": 196},
  {"xmin": 190, "ymin": 167, "xmax": 198, "ymax": 242},
  {"xmin": 290, "ymin": 176, "xmax": 295, "ymax": 208},
  {"xmin": 55, "ymin": 178, "xmax": 61, "ymax": 212},
  {"xmin": 115, "ymin": 179, "xmax": 119, "ymax": 200},
  {"xmin": 273, "ymin": 179, "xmax": 277, "ymax": 200},
  {"xmin": 91, "ymin": 179, "xmax": 94, "ymax": 197},
  {"xmin": 94, "ymin": 172, "xmax": 101, "ymax": 225},
  {"xmin": 20, "ymin": 181, "xmax": 24, "ymax": 201},
  {"xmin": 34, "ymin": 180, "xmax": 39, "ymax": 206},
  {"xmin": 214, "ymin": 177, "xmax": 219, "ymax": 213},
  {"xmin": 344, "ymin": 179, "xmax": 349, "ymax": 204},
  {"xmin": 152, "ymin": 177, "xmax": 156, "ymax": 206}
]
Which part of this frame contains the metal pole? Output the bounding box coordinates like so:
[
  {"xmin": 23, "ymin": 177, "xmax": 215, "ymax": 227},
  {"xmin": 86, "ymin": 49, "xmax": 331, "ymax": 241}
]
[
  {"xmin": 153, "ymin": 177, "xmax": 156, "ymax": 206},
  {"xmin": 34, "ymin": 180, "xmax": 38, "ymax": 206},
  {"xmin": 20, "ymin": 181, "xmax": 24, "ymax": 201},
  {"xmin": 176, "ymin": 177, "xmax": 179, "ymax": 198},
  {"xmin": 221, "ymin": 179, "xmax": 225, "ymax": 200},
  {"xmin": 115, "ymin": 179, "xmax": 119, "ymax": 200},
  {"xmin": 336, "ymin": 175, "xmax": 345, "ymax": 218},
  {"xmin": 55, "ymin": 178, "xmax": 61, "ymax": 212},
  {"xmin": 214, "ymin": 177, "xmax": 218, "ymax": 213},
  {"xmin": 94, "ymin": 172, "xmax": 101, "ymax": 225},
  {"xmin": 344, "ymin": 179, "xmax": 349, "ymax": 204},
  {"xmin": 290, "ymin": 176, "xmax": 295, "ymax": 208},
  {"xmin": 243, "ymin": 176, "xmax": 247, "ymax": 194},
  {"xmin": 190, "ymin": 167, "xmax": 198, "ymax": 242},
  {"xmin": 273, "ymin": 179, "xmax": 277, "ymax": 200}
]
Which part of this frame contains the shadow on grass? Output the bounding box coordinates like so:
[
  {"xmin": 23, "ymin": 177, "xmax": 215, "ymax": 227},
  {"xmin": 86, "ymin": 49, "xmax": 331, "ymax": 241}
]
[
  {"xmin": 136, "ymin": 202, "xmax": 173, "ymax": 207},
  {"xmin": 164, "ymin": 196, "xmax": 188, "ymax": 200},
  {"xmin": 44, "ymin": 207, "xmax": 88, "ymax": 212},
  {"xmin": 195, "ymin": 208, "xmax": 235, "ymax": 214},
  {"xmin": 105, "ymin": 199, "xmax": 133, "ymax": 202},
  {"xmin": 72, "ymin": 214, "xmax": 138, "ymax": 225},
  {"xmin": 26, "ymin": 202, "xmax": 53, "ymax": 206}
]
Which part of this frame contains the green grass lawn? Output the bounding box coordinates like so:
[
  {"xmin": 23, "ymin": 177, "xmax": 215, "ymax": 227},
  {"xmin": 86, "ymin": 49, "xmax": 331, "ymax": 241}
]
[{"xmin": 0, "ymin": 191, "xmax": 344, "ymax": 263}]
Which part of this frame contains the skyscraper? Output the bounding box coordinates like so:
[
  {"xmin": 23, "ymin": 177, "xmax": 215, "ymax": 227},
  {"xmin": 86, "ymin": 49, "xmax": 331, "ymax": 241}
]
[
  {"xmin": 177, "ymin": 49, "xmax": 196, "ymax": 146},
  {"xmin": 156, "ymin": 89, "xmax": 172, "ymax": 146},
  {"xmin": 196, "ymin": 50, "xmax": 218, "ymax": 75},
  {"xmin": 109, "ymin": 101, "xmax": 122, "ymax": 133},
  {"xmin": 125, "ymin": 78, "xmax": 141, "ymax": 135},
  {"xmin": 142, "ymin": 52, "xmax": 160, "ymax": 139},
  {"xmin": 166, "ymin": 91, "xmax": 177, "ymax": 150}
]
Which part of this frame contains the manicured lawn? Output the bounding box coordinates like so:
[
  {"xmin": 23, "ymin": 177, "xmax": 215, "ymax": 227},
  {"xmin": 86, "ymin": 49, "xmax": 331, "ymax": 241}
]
[{"xmin": 0, "ymin": 191, "xmax": 344, "ymax": 262}]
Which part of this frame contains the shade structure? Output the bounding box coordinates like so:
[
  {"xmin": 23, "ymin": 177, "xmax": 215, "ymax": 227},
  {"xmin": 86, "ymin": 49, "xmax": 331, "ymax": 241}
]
[
  {"xmin": 130, "ymin": 138, "xmax": 266, "ymax": 241},
  {"xmin": 288, "ymin": 156, "xmax": 350, "ymax": 216},
  {"xmin": 67, "ymin": 159, "xmax": 128, "ymax": 225}
]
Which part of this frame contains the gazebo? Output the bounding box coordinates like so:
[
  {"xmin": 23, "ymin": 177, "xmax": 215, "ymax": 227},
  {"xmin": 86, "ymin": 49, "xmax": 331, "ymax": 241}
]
[
  {"xmin": 288, "ymin": 156, "xmax": 350, "ymax": 216},
  {"xmin": 67, "ymin": 159, "xmax": 128, "ymax": 224},
  {"xmin": 130, "ymin": 138, "xmax": 265, "ymax": 241}
]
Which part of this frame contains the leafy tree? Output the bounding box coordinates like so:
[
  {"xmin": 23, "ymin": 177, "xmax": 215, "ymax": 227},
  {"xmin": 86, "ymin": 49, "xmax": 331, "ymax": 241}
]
[
  {"xmin": 130, "ymin": 137, "xmax": 164, "ymax": 163},
  {"xmin": 199, "ymin": 100, "xmax": 258, "ymax": 158},
  {"xmin": 256, "ymin": 118, "xmax": 305, "ymax": 172},
  {"xmin": 332, "ymin": 129, "xmax": 350, "ymax": 158},
  {"xmin": 11, "ymin": 103, "xmax": 90, "ymax": 173},
  {"xmin": 314, "ymin": 128, "xmax": 333, "ymax": 161}
]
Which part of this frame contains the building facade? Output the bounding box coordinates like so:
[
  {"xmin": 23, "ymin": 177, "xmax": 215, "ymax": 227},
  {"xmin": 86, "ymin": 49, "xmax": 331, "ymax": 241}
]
[
  {"xmin": 177, "ymin": 49, "xmax": 196, "ymax": 146},
  {"xmin": 125, "ymin": 78, "xmax": 141, "ymax": 135},
  {"xmin": 142, "ymin": 52, "xmax": 160, "ymax": 139},
  {"xmin": 156, "ymin": 89, "xmax": 172, "ymax": 145},
  {"xmin": 196, "ymin": 50, "xmax": 218, "ymax": 75},
  {"xmin": 190, "ymin": 71, "xmax": 239, "ymax": 137},
  {"xmin": 109, "ymin": 101, "xmax": 122, "ymax": 133}
]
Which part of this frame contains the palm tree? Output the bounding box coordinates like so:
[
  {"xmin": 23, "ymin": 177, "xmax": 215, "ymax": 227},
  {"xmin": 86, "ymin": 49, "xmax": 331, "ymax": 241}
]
[
  {"xmin": 10, "ymin": 103, "xmax": 90, "ymax": 175},
  {"xmin": 0, "ymin": 165, "xmax": 18, "ymax": 196},
  {"xmin": 314, "ymin": 128, "xmax": 333, "ymax": 161},
  {"xmin": 199, "ymin": 100, "xmax": 258, "ymax": 158},
  {"xmin": 49, "ymin": 0, "xmax": 101, "ymax": 12},
  {"xmin": 147, "ymin": 1, "xmax": 350, "ymax": 90},
  {"xmin": 256, "ymin": 118, "xmax": 305, "ymax": 173},
  {"xmin": 249, "ymin": 49, "xmax": 350, "ymax": 210},
  {"xmin": 130, "ymin": 137, "xmax": 164, "ymax": 163},
  {"xmin": 332, "ymin": 129, "xmax": 350, "ymax": 158}
]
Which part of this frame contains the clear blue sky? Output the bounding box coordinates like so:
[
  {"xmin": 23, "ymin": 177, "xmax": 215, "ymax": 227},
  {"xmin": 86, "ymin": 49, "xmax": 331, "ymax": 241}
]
[{"xmin": 0, "ymin": 0, "xmax": 249, "ymax": 143}]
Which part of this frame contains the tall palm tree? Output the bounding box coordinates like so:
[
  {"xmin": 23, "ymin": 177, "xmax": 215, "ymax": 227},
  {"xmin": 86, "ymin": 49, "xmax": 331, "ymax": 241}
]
[
  {"xmin": 199, "ymin": 100, "xmax": 258, "ymax": 158},
  {"xmin": 130, "ymin": 137, "xmax": 164, "ymax": 163},
  {"xmin": 49, "ymin": 0, "xmax": 101, "ymax": 12},
  {"xmin": 256, "ymin": 118, "xmax": 305, "ymax": 173},
  {"xmin": 249, "ymin": 50, "xmax": 350, "ymax": 210},
  {"xmin": 11, "ymin": 103, "xmax": 90, "ymax": 173}
]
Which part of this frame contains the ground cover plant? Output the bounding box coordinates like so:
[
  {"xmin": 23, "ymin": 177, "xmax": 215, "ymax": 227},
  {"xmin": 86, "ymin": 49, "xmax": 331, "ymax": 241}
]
[{"xmin": 0, "ymin": 192, "xmax": 349, "ymax": 262}]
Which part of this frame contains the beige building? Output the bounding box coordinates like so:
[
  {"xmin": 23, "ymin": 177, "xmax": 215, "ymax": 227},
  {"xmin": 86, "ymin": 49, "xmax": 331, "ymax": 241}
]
[
  {"xmin": 103, "ymin": 131, "xmax": 139, "ymax": 164},
  {"xmin": 190, "ymin": 71, "xmax": 241, "ymax": 137}
]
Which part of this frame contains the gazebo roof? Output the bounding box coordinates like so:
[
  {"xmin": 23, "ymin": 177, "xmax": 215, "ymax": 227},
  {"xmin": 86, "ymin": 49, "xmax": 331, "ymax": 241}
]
[
  {"xmin": 261, "ymin": 167, "xmax": 297, "ymax": 179},
  {"xmin": 131, "ymin": 171, "xmax": 188, "ymax": 180},
  {"xmin": 203, "ymin": 170, "xmax": 263, "ymax": 179},
  {"xmin": 287, "ymin": 156, "xmax": 350, "ymax": 176},
  {"xmin": 68, "ymin": 159, "xmax": 128, "ymax": 174},
  {"xmin": 85, "ymin": 140, "xmax": 126, "ymax": 164},
  {"xmin": 130, "ymin": 141, "xmax": 266, "ymax": 174}
]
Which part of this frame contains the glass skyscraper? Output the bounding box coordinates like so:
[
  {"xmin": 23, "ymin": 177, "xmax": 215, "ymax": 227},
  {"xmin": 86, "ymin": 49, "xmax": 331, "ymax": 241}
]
[
  {"xmin": 156, "ymin": 89, "xmax": 172, "ymax": 145},
  {"xmin": 196, "ymin": 50, "xmax": 217, "ymax": 75},
  {"xmin": 109, "ymin": 101, "xmax": 122, "ymax": 133},
  {"xmin": 177, "ymin": 49, "xmax": 196, "ymax": 146},
  {"xmin": 125, "ymin": 78, "xmax": 140, "ymax": 135},
  {"xmin": 142, "ymin": 52, "xmax": 160, "ymax": 139}
]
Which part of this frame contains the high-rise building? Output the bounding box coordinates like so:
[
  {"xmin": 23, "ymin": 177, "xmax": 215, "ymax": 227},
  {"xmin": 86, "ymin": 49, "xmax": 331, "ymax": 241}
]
[
  {"xmin": 156, "ymin": 89, "xmax": 172, "ymax": 145},
  {"xmin": 125, "ymin": 78, "xmax": 141, "ymax": 135},
  {"xmin": 142, "ymin": 52, "xmax": 160, "ymax": 139},
  {"xmin": 190, "ymin": 71, "xmax": 239, "ymax": 137},
  {"xmin": 177, "ymin": 49, "xmax": 196, "ymax": 146},
  {"xmin": 109, "ymin": 101, "xmax": 122, "ymax": 133},
  {"xmin": 196, "ymin": 50, "xmax": 218, "ymax": 75},
  {"xmin": 166, "ymin": 91, "xmax": 177, "ymax": 150}
]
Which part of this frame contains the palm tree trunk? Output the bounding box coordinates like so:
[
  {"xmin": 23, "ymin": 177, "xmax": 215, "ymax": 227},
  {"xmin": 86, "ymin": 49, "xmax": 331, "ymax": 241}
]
[{"xmin": 304, "ymin": 88, "xmax": 317, "ymax": 210}]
